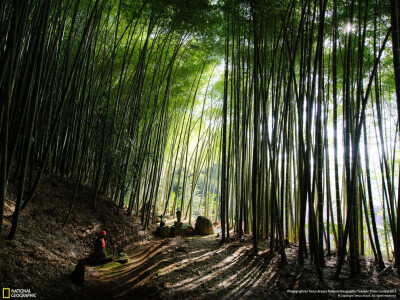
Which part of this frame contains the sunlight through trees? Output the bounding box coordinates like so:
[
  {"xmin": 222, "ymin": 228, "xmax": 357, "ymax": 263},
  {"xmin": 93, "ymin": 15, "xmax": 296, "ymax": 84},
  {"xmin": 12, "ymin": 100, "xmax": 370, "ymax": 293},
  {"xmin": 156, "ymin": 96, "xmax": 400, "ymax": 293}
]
[{"xmin": 1, "ymin": 0, "xmax": 400, "ymax": 278}]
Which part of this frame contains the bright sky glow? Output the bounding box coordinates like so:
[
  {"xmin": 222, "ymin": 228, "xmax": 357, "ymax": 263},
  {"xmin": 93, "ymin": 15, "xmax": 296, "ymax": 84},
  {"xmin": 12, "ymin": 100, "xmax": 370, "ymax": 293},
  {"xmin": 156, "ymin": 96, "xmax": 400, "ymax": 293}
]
[{"xmin": 345, "ymin": 22, "xmax": 354, "ymax": 33}]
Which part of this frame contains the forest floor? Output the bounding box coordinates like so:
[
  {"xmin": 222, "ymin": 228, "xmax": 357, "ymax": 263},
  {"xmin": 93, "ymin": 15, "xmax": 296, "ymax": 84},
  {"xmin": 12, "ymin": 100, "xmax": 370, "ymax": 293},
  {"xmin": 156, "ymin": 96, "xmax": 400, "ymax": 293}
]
[{"xmin": 1, "ymin": 174, "xmax": 400, "ymax": 299}]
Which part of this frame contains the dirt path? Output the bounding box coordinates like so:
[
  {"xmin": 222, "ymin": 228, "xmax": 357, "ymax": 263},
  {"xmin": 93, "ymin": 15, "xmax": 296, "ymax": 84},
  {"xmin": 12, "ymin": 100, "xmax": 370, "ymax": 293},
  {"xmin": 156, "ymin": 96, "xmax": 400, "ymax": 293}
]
[
  {"xmin": 83, "ymin": 234, "xmax": 287, "ymax": 299},
  {"xmin": 80, "ymin": 232, "xmax": 400, "ymax": 300}
]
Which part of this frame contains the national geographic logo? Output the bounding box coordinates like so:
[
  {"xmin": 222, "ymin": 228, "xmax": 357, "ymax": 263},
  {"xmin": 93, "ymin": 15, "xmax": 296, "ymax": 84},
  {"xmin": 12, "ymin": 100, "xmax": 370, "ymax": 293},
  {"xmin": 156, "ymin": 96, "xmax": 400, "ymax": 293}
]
[{"xmin": 2, "ymin": 288, "xmax": 36, "ymax": 298}]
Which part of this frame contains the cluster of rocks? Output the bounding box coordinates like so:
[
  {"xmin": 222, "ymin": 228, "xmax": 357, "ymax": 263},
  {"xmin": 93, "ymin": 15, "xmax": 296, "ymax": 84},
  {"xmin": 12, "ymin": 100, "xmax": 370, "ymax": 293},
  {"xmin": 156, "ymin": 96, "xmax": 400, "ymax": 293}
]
[
  {"xmin": 156, "ymin": 215, "xmax": 214, "ymax": 238},
  {"xmin": 157, "ymin": 220, "xmax": 194, "ymax": 237}
]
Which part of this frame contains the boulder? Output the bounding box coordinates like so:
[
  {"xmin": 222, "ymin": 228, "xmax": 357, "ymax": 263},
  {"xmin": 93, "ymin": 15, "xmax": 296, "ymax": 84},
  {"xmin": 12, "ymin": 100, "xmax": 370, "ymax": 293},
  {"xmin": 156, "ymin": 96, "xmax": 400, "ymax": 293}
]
[
  {"xmin": 168, "ymin": 223, "xmax": 193, "ymax": 237},
  {"xmin": 170, "ymin": 225, "xmax": 185, "ymax": 237},
  {"xmin": 157, "ymin": 225, "xmax": 170, "ymax": 238},
  {"xmin": 115, "ymin": 253, "xmax": 128, "ymax": 264},
  {"xmin": 174, "ymin": 221, "xmax": 183, "ymax": 227},
  {"xmin": 194, "ymin": 216, "xmax": 214, "ymax": 235},
  {"xmin": 182, "ymin": 223, "xmax": 194, "ymax": 235}
]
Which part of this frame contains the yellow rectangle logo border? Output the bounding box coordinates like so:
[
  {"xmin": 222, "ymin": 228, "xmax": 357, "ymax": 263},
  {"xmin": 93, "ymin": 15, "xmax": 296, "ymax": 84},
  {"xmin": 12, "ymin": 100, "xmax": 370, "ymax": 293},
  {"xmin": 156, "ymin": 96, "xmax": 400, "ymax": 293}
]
[{"xmin": 3, "ymin": 288, "xmax": 10, "ymax": 298}]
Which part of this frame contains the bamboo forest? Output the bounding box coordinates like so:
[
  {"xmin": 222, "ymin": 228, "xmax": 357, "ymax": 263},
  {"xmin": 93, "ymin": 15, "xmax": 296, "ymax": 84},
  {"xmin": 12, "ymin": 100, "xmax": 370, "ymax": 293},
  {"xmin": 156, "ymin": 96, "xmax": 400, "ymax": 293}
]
[{"xmin": 1, "ymin": 0, "xmax": 400, "ymax": 299}]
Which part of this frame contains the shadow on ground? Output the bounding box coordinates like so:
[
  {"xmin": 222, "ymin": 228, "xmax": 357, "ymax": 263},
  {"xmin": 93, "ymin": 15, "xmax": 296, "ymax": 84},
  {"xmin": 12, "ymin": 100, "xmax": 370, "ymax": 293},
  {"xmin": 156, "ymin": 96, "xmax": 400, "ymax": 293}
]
[{"xmin": 79, "ymin": 236, "xmax": 318, "ymax": 300}]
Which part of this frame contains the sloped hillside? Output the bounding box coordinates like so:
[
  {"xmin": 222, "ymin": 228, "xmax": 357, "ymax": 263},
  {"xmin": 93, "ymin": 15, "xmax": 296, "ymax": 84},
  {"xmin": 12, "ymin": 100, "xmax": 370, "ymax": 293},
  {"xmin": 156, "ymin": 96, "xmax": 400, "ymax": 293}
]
[{"xmin": 0, "ymin": 174, "xmax": 146, "ymax": 299}]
